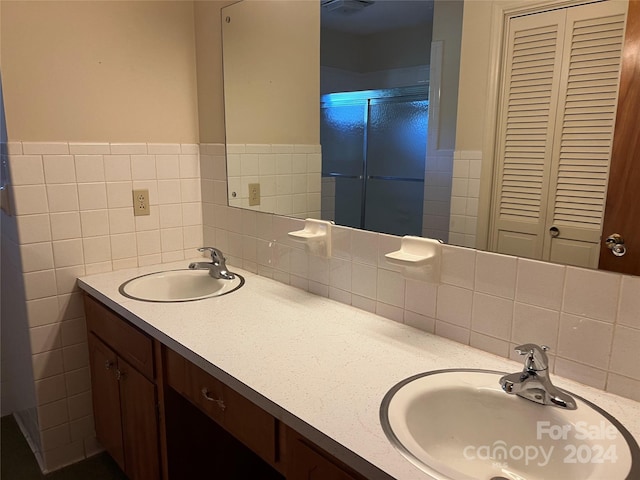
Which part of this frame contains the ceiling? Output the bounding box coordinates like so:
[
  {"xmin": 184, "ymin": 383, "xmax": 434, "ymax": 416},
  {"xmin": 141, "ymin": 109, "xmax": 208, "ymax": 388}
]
[{"xmin": 321, "ymin": 0, "xmax": 434, "ymax": 35}]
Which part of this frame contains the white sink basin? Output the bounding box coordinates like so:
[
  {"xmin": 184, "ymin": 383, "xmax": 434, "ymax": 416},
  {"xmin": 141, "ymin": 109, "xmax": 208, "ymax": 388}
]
[
  {"xmin": 119, "ymin": 269, "xmax": 244, "ymax": 302},
  {"xmin": 381, "ymin": 369, "xmax": 639, "ymax": 480}
]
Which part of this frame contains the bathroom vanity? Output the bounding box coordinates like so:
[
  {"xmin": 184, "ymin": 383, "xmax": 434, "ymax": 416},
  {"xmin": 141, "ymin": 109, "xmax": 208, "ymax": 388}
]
[
  {"xmin": 83, "ymin": 293, "xmax": 366, "ymax": 480},
  {"xmin": 78, "ymin": 261, "xmax": 640, "ymax": 480}
]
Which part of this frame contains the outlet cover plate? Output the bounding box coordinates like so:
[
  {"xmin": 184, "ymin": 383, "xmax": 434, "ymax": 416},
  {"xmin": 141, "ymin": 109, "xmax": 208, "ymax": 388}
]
[{"xmin": 133, "ymin": 189, "xmax": 150, "ymax": 216}]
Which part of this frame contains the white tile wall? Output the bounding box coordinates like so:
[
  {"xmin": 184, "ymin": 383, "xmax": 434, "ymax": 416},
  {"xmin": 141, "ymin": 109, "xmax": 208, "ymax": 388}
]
[
  {"xmin": 201, "ymin": 157, "xmax": 640, "ymax": 404},
  {"xmin": 225, "ymin": 144, "xmax": 321, "ymax": 219},
  {"xmin": 4, "ymin": 141, "xmax": 203, "ymax": 472},
  {"xmin": 5, "ymin": 139, "xmax": 639, "ymax": 474},
  {"xmin": 449, "ymin": 150, "xmax": 482, "ymax": 247}
]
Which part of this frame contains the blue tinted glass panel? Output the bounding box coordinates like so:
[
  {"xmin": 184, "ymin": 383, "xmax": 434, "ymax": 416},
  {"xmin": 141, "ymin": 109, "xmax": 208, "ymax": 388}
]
[
  {"xmin": 334, "ymin": 177, "xmax": 363, "ymax": 228},
  {"xmin": 367, "ymin": 99, "xmax": 428, "ymax": 179},
  {"xmin": 320, "ymin": 102, "xmax": 366, "ymax": 177},
  {"xmin": 364, "ymin": 179, "xmax": 424, "ymax": 236}
]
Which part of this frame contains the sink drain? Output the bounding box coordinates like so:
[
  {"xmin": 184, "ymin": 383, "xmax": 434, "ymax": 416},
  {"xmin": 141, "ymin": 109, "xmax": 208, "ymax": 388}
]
[{"xmin": 490, "ymin": 477, "xmax": 510, "ymax": 480}]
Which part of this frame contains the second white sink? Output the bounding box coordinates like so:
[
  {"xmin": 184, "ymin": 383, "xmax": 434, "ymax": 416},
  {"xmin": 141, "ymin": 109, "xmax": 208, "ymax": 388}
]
[
  {"xmin": 381, "ymin": 369, "xmax": 639, "ymax": 480},
  {"xmin": 119, "ymin": 269, "xmax": 244, "ymax": 302}
]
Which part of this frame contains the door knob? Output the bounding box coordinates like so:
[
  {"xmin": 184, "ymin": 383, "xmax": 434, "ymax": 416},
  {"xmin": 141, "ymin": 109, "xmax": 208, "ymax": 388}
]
[
  {"xmin": 549, "ymin": 226, "xmax": 560, "ymax": 237},
  {"xmin": 605, "ymin": 233, "xmax": 626, "ymax": 257}
]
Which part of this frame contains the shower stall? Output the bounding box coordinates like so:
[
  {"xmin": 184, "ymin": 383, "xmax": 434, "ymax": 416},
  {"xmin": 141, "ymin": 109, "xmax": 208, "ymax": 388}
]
[{"xmin": 320, "ymin": 86, "xmax": 429, "ymax": 236}]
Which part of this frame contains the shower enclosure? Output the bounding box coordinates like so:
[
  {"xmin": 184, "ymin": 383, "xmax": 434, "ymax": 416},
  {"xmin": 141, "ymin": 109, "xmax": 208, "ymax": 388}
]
[{"xmin": 321, "ymin": 86, "xmax": 429, "ymax": 236}]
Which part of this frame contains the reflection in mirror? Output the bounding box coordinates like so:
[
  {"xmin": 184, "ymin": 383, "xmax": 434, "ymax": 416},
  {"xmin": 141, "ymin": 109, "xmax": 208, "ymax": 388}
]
[
  {"xmin": 222, "ymin": 0, "xmax": 322, "ymax": 218},
  {"xmin": 321, "ymin": 87, "xmax": 429, "ymax": 236},
  {"xmin": 222, "ymin": 0, "xmax": 450, "ymax": 238},
  {"xmin": 221, "ymin": 0, "xmax": 630, "ymax": 272},
  {"xmin": 319, "ymin": 1, "xmax": 435, "ymax": 237}
]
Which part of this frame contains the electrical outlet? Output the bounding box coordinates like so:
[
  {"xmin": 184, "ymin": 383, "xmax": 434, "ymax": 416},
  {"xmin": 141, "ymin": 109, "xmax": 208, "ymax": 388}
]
[
  {"xmin": 248, "ymin": 183, "xmax": 260, "ymax": 206},
  {"xmin": 132, "ymin": 189, "xmax": 150, "ymax": 216}
]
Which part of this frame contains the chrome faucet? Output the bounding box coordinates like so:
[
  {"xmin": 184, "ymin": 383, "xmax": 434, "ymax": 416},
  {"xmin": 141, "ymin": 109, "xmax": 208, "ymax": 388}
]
[
  {"xmin": 499, "ymin": 344, "xmax": 577, "ymax": 410},
  {"xmin": 188, "ymin": 247, "xmax": 236, "ymax": 280}
]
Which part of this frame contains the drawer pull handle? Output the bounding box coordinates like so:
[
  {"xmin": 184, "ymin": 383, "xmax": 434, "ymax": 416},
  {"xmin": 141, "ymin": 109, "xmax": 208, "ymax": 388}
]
[
  {"xmin": 115, "ymin": 369, "xmax": 125, "ymax": 381},
  {"xmin": 201, "ymin": 388, "xmax": 226, "ymax": 410},
  {"xmin": 105, "ymin": 360, "xmax": 114, "ymax": 370}
]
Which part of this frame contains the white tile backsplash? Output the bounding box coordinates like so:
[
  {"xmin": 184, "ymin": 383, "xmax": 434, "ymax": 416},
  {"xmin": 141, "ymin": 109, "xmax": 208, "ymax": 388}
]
[
  {"xmin": 105, "ymin": 182, "xmax": 133, "ymax": 209},
  {"xmin": 441, "ymin": 244, "xmax": 475, "ymax": 289},
  {"xmin": 68, "ymin": 143, "xmax": 111, "ymax": 155},
  {"xmin": 23, "ymin": 142, "xmax": 69, "ymax": 155},
  {"xmin": 377, "ymin": 269, "xmax": 405, "ymax": 308},
  {"xmin": 405, "ymin": 279, "xmax": 438, "ymax": 318},
  {"xmin": 200, "ymin": 176, "xmax": 640, "ymax": 404},
  {"xmin": 226, "ymin": 144, "xmax": 321, "ymax": 218},
  {"xmin": 511, "ymin": 302, "xmax": 560, "ymax": 350},
  {"xmin": 6, "ymin": 139, "xmax": 640, "ymax": 475},
  {"xmin": 471, "ymin": 292, "xmax": 513, "ymax": 340},
  {"xmin": 619, "ymin": 275, "xmax": 640, "ymax": 329},
  {"xmin": 436, "ymin": 284, "xmax": 472, "ymax": 328},
  {"xmin": 46, "ymin": 184, "xmax": 79, "ymax": 213},
  {"xmin": 9, "ymin": 155, "xmax": 45, "ymax": 185},
  {"xmin": 74, "ymin": 156, "xmax": 105, "ymax": 183},
  {"xmin": 104, "ymin": 155, "xmax": 131, "ymax": 181},
  {"xmin": 17, "ymin": 214, "xmax": 52, "ymax": 244},
  {"xmin": 13, "ymin": 185, "xmax": 49, "ymax": 215},
  {"xmin": 563, "ymin": 267, "xmax": 621, "ymax": 323},
  {"xmin": 609, "ymin": 325, "xmax": 640, "ymax": 381},
  {"xmin": 77, "ymin": 183, "xmax": 107, "ymax": 211},
  {"xmin": 557, "ymin": 313, "xmax": 614, "ymax": 368},
  {"xmin": 80, "ymin": 210, "xmax": 109, "ymax": 238},
  {"xmin": 43, "ymin": 155, "xmax": 76, "ymax": 184},
  {"xmin": 131, "ymin": 154, "xmax": 156, "ymax": 180},
  {"xmin": 475, "ymin": 251, "xmax": 517, "ymax": 299},
  {"xmin": 516, "ymin": 258, "xmax": 565, "ymax": 310}
]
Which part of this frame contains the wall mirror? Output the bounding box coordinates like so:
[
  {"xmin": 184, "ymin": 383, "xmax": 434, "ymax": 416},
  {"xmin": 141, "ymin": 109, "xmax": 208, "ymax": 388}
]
[{"xmin": 221, "ymin": 0, "xmax": 637, "ymax": 274}]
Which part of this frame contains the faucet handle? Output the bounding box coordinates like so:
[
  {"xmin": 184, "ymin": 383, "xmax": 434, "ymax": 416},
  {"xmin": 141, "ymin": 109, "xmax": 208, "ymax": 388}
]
[
  {"xmin": 514, "ymin": 344, "xmax": 549, "ymax": 371},
  {"xmin": 197, "ymin": 247, "xmax": 225, "ymax": 263}
]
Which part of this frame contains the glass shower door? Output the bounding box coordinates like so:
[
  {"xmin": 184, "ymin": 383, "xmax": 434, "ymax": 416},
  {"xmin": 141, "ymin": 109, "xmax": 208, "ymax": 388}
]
[
  {"xmin": 321, "ymin": 87, "xmax": 428, "ymax": 235},
  {"xmin": 364, "ymin": 96, "xmax": 428, "ymax": 236},
  {"xmin": 320, "ymin": 98, "xmax": 366, "ymax": 229}
]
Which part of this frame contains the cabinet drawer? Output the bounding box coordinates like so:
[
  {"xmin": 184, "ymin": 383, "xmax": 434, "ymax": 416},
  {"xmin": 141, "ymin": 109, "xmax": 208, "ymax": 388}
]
[
  {"xmin": 164, "ymin": 348, "xmax": 277, "ymax": 466},
  {"xmin": 84, "ymin": 294, "xmax": 154, "ymax": 380}
]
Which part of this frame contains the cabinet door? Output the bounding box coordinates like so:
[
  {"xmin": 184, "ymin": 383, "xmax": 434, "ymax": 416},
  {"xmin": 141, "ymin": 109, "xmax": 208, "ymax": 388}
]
[
  {"xmin": 118, "ymin": 356, "xmax": 161, "ymax": 480},
  {"xmin": 288, "ymin": 438, "xmax": 361, "ymax": 480},
  {"xmin": 88, "ymin": 333, "xmax": 125, "ymax": 471}
]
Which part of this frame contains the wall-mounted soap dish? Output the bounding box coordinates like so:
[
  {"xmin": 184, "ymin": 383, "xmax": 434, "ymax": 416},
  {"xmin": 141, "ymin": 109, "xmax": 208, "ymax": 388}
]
[
  {"xmin": 288, "ymin": 218, "xmax": 333, "ymax": 258},
  {"xmin": 385, "ymin": 236, "xmax": 442, "ymax": 282}
]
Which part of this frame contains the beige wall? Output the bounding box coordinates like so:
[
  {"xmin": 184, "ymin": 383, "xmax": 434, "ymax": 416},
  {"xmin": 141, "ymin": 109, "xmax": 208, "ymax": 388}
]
[
  {"xmin": 222, "ymin": 0, "xmax": 319, "ymax": 145},
  {"xmin": 194, "ymin": 1, "xmax": 232, "ymax": 144},
  {"xmin": 455, "ymin": 1, "xmax": 495, "ymax": 151},
  {"xmin": 0, "ymin": 1, "xmax": 199, "ymax": 143}
]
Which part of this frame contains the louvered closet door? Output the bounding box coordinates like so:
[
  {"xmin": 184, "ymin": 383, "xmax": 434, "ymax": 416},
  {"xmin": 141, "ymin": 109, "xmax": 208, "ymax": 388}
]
[
  {"xmin": 491, "ymin": 10, "xmax": 567, "ymax": 259},
  {"xmin": 543, "ymin": 1, "xmax": 627, "ymax": 268}
]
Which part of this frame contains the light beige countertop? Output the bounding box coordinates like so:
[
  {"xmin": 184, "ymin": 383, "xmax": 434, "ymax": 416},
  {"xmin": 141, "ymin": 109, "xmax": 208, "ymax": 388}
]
[{"xmin": 78, "ymin": 260, "xmax": 640, "ymax": 480}]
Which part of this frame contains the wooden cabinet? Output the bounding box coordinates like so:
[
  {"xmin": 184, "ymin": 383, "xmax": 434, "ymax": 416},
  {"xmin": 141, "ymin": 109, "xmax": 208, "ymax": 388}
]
[
  {"xmin": 164, "ymin": 347, "xmax": 280, "ymax": 471},
  {"xmin": 84, "ymin": 296, "xmax": 161, "ymax": 480},
  {"xmin": 88, "ymin": 334, "xmax": 124, "ymax": 469},
  {"xmin": 286, "ymin": 429, "xmax": 367, "ymax": 480},
  {"xmin": 84, "ymin": 294, "xmax": 371, "ymax": 480}
]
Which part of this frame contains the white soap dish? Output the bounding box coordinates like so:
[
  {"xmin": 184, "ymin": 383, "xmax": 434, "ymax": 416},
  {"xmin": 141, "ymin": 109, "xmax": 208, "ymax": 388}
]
[
  {"xmin": 385, "ymin": 236, "xmax": 442, "ymax": 282},
  {"xmin": 288, "ymin": 218, "xmax": 333, "ymax": 257}
]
